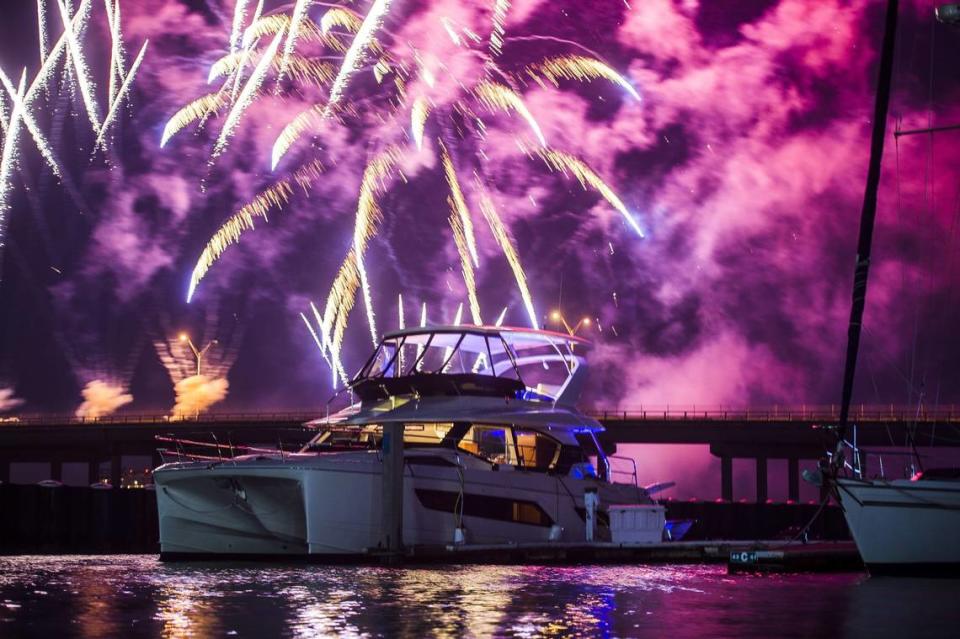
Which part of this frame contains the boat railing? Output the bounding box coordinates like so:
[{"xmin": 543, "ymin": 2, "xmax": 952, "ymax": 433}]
[
  {"xmin": 608, "ymin": 455, "xmax": 638, "ymax": 487},
  {"xmin": 154, "ymin": 430, "xmax": 312, "ymax": 465},
  {"xmin": 831, "ymin": 425, "xmax": 925, "ymax": 481}
]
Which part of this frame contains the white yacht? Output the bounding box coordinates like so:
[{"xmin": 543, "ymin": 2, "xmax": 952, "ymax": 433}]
[{"xmin": 153, "ymin": 326, "xmax": 656, "ymax": 559}]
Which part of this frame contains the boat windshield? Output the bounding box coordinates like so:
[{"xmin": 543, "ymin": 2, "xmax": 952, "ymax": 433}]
[
  {"xmin": 358, "ymin": 331, "xmax": 521, "ymax": 380},
  {"xmin": 353, "ymin": 328, "xmax": 587, "ymax": 403}
]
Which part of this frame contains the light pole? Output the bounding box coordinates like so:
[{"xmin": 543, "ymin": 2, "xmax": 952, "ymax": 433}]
[
  {"xmin": 179, "ymin": 333, "xmax": 218, "ymax": 376},
  {"xmin": 550, "ymin": 310, "xmax": 592, "ymax": 337},
  {"xmin": 936, "ymin": 3, "xmax": 959, "ymax": 24}
]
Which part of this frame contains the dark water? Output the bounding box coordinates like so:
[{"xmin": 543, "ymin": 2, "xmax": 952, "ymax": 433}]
[{"xmin": 0, "ymin": 557, "xmax": 957, "ymax": 638}]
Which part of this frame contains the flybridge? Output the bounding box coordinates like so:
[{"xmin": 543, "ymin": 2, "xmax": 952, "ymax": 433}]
[{"xmin": 350, "ymin": 326, "xmax": 590, "ymax": 406}]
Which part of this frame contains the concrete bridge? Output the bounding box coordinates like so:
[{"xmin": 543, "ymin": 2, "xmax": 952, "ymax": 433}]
[{"xmin": 1, "ymin": 405, "xmax": 957, "ymax": 501}]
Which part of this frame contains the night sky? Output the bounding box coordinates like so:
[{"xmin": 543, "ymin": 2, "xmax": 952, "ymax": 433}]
[{"xmin": 1, "ymin": 0, "xmax": 959, "ymax": 416}]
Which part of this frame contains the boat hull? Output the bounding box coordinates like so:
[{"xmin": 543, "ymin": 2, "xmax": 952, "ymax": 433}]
[
  {"xmin": 154, "ymin": 452, "xmax": 648, "ymax": 559},
  {"xmin": 835, "ymin": 477, "xmax": 960, "ymax": 575}
]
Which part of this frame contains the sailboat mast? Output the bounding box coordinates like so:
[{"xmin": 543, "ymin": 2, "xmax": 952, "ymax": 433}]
[{"xmin": 837, "ymin": 0, "xmax": 900, "ymax": 440}]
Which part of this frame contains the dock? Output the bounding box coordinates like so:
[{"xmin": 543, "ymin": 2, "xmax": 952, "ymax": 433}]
[{"xmin": 402, "ymin": 540, "xmax": 863, "ymax": 572}]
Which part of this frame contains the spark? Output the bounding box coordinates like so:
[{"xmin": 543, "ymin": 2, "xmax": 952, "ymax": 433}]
[
  {"xmin": 526, "ymin": 55, "xmax": 641, "ymax": 100},
  {"xmin": 0, "ymin": 70, "xmax": 27, "ymax": 224},
  {"xmin": 212, "ymin": 26, "xmax": 286, "ymax": 159},
  {"xmin": 187, "ymin": 159, "xmax": 325, "ymax": 301},
  {"xmin": 452, "ymin": 302, "xmax": 464, "ymax": 326},
  {"xmin": 279, "ymin": 0, "xmax": 311, "ymax": 81},
  {"xmin": 416, "ymin": 301, "xmax": 427, "ymax": 370},
  {"xmin": 494, "ymin": 306, "xmax": 508, "ymax": 326},
  {"xmin": 477, "ymin": 187, "xmax": 538, "ymax": 329},
  {"xmin": 104, "ymin": 0, "xmax": 126, "ymax": 105},
  {"xmin": 0, "ymin": 68, "xmax": 65, "ymax": 181},
  {"xmin": 38, "ymin": 0, "xmax": 50, "ymax": 66},
  {"xmin": 96, "ymin": 40, "xmax": 149, "ymax": 150},
  {"xmin": 473, "ymin": 80, "xmax": 546, "ymax": 146},
  {"xmin": 411, "ymin": 95, "xmax": 430, "ymax": 150},
  {"xmin": 325, "ymin": 0, "xmax": 394, "ymax": 113},
  {"xmin": 537, "ymin": 148, "xmax": 645, "ymax": 237},
  {"xmin": 229, "ymin": 0, "xmax": 251, "ymax": 54},
  {"xmin": 489, "ymin": 0, "xmax": 510, "ymax": 57},
  {"xmin": 441, "ymin": 17, "xmax": 463, "ymax": 47},
  {"xmin": 55, "ymin": 0, "xmax": 101, "ymax": 130},
  {"xmin": 161, "ymin": 91, "xmax": 228, "ymax": 148},
  {"xmin": 397, "ymin": 293, "xmax": 405, "ymax": 329}
]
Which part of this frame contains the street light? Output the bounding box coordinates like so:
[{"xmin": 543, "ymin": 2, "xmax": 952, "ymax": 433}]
[
  {"xmin": 936, "ymin": 3, "xmax": 960, "ymax": 24},
  {"xmin": 550, "ymin": 310, "xmax": 592, "ymax": 337},
  {"xmin": 179, "ymin": 333, "xmax": 218, "ymax": 376}
]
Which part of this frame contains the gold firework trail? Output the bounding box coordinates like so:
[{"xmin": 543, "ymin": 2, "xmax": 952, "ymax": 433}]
[
  {"xmin": 473, "ymin": 80, "xmax": 546, "ymax": 146},
  {"xmin": 446, "ymin": 200, "xmax": 483, "ymax": 325},
  {"xmin": 271, "ymin": 103, "xmax": 324, "ymax": 170},
  {"xmin": 538, "ymin": 148, "xmax": 644, "ymax": 236},
  {"xmin": 352, "ymin": 147, "xmax": 402, "ymax": 346},
  {"xmin": 320, "ymin": 7, "xmax": 362, "ymax": 35},
  {"xmin": 213, "ymin": 26, "xmax": 286, "ymax": 159},
  {"xmin": 160, "ymin": 91, "xmax": 228, "ymax": 148},
  {"xmin": 210, "ymin": 51, "xmax": 334, "ymax": 89},
  {"xmin": 187, "ymin": 158, "xmax": 325, "ymax": 302},
  {"xmin": 525, "ymin": 55, "xmax": 641, "ymax": 100},
  {"xmin": 476, "ymin": 186, "xmax": 538, "ymax": 328},
  {"xmin": 439, "ymin": 140, "xmax": 480, "ymax": 266}
]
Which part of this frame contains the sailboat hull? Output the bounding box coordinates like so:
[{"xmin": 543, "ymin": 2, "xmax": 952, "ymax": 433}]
[{"xmin": 836, "ymin": 478, "xmax": 960, "ymax": 575}]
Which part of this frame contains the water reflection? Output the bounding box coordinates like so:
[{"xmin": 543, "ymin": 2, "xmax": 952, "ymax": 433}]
[{"xmin": 0, "ymin": 556, "xmax": 956, "ymax": 638}]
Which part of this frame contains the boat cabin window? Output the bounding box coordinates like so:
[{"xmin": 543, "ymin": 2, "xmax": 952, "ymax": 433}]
[
  {"xmin": 514, "ymin": 430, "xmax": 561, "ymax": 472},
  {"xmin": 457, "ymin": 425, "xmax": 518, "ymax": 465}
]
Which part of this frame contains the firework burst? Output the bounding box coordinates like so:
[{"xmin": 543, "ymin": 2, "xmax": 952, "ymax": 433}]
[
  {"xmin": 0, "ymin": 0, "xmax": 148, "ymax": 267},
  {"xmin": 164, "ymin": 1, "xmax": 643, "ymax": 387}
]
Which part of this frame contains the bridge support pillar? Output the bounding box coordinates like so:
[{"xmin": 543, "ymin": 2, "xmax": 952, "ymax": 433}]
[
  {"xmin": 110, "ymin": 451, "xmax": 122, "ymax": 489},
  {"xmin": 88, "ymin": 459, "xmax": 100, "ymax": 485},
  {"xmin": 0, "ymin": 458, "xmax": 9, "ymax": 484},
  {"xmin": 788, "ymin": 458, "xmax": 800, "ymax": 502},
  {"xmin": 720, "ymin": 456, "xmax": 733, "ymax": 501},
  {"xmin": 756, "ymin": 457, "xmax": 768, "ymax": 503},
  {"xmin": 50, "ymin": 459, "xmax": 62, "ymax": 482}
]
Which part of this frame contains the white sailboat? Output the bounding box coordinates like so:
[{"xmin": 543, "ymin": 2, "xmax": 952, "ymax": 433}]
[{"xmin": 825, "ymin": 0, "xmax": 960, "ymax": 576}]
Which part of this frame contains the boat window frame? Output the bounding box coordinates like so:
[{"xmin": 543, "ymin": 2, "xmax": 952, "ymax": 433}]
[{"xmin": 511, "ymin": 427, "xmax": 566, "ymax": 473}]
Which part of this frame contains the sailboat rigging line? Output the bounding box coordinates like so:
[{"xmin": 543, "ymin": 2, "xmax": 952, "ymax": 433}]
[
  {"xmin": 836, "ymin": 0, "xmax": 900, "ymax": 445},
  {"xmin": 894, "ymin": 122, "xmax": 960, "ymax": 137}
]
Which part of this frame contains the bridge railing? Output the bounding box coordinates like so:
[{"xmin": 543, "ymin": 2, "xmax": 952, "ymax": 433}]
[
  {"xmin": 0, "ymin": 411, "xmax": 322, "ymax": 426},
  {"xmin": 584, "ymin": 404, "xmax": 960, "ymax": 422},
  {"xmin": 4, "ymin": 405, "xmax": 960, "ymax": 427}
]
